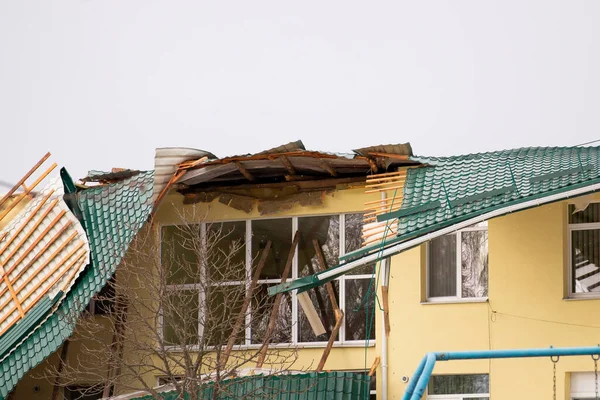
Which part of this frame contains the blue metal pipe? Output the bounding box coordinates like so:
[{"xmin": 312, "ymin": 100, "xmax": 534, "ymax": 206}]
[
  {"xmin": 402, "ymin": 346, "xmax": 600, "ymax": 399},
  {"xmin": 410, "ymin": 353, "xmax": 436, "ymax": 400},
  {"xmin": 401, "ymin": 355, "xmax": 428, "ymax": 400},
  {"xmin": 435, "ymin": 345, "xmax": 600, "ymax": 361}
]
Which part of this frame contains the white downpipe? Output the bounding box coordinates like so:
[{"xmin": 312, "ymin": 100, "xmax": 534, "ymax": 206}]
[
  {"xmin": 381, "ymin": 257, "xmax": 389, "ymax": 400},
  {"xmin": 318, "ymin": 182, "xmax": 600, "ymax": 281}
]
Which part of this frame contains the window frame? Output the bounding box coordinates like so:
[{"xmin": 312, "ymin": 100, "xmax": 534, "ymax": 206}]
[
  {"xmin": 567, "ymin": 203, "xmax": 600, "ymax": 299},
  {"xmin": 160, "ymin": 213, "xmax": 376, "ymax": 350},
  {"xmin": 426, "ymin": 223, "xmax": 489, "ymax": 303},
  {"xmin": 427, "ymin": 373, "xmax": 490, "ymax": 399}
]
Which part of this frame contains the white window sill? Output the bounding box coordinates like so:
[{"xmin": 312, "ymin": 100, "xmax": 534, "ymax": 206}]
[
  {"xmin": 422, "ymin": 297, "xmax": 488, "ymax": 305},
  {"xmin": 162, "ymin": 341, "xmax": 375, "ymax": 352},
  {"xmin": 563, "ymin": 295, "xmax": 600, "ymax": 301}
]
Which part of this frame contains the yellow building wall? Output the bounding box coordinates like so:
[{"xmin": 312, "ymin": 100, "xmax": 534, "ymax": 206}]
[{"xmin": 385, "ymin": 194, "xmax": 600, "ymax": 399}]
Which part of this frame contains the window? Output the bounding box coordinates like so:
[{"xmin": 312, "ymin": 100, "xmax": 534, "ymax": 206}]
[
  {"xmin": 64, "ymin": 385, "xmax": 104, "ymax": 400},
  {"xmin": 571, "ymin": 372, "xmax": 600, "ymax": 399},
  {"xmin": 568, "ymin": 203, "xmax": 600, "ymax": 297},
  {"xmin": 161, "ymin": 214, "xmax": 375, "ymax": 348},
  {"xmin": 427, "ymin": 222, "xmax": 488, "ymax": 301},
  {"xmin": 86, "ymin": 276, "xmax": 115, "ymax": 316},
  {"xmin": 427, "ymin": 374, "xmax": 489, "ymax": 399}
]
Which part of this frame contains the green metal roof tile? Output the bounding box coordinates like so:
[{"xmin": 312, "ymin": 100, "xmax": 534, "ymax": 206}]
[{"xmin": 0, "ymin": 171, "xmax": 153, "ymax": 399}]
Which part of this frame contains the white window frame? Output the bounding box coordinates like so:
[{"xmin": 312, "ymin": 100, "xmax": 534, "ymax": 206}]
[
  {"xmin": 426, "ymin": 222, "xmax": 488, "ymax": 303},
  {"xmin": 427, "ymin": 374, "xmax": 490, "ymax": 399},
  {"xmin": 160, "ymin": 213, "xmax": 376, "ymax": 350},
  {"xmin": 567, "ymin": 202, "xmax": 600, "ymax": 299}
]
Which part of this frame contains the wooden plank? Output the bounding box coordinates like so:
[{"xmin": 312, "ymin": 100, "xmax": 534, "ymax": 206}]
[
  {"xmin": 234, "ymin": 161, "xmax": 256, "ymax": 182},
  {"xmin": 364, "ymin": 197, "xmax": 404, "ymax": 206},
  {"xmin": 0, "ymin": 153, "xmax": 51, "ymax": 212},
  {"xmin": 368, "ymin": 356, "xmax": 381, "ymax": 376},
  {"xmin": 368, "ymin": 152, "xmax": 411, "ymax": 160},
  {"xmin": 0, "ymin": 232, "xmax": 80, "ymax": 300},
  {"xmin": 220, "ymin": 240, "xmax": 271, "ymax": 369},
  {"xmin": 0, "ymin": 198, "xmax": 59, "ymax": 270},
  {"xmin": 0, "ymin": 162, "xmax": 57, "ymax": 222},
  {"xmin": 319, "ymin": 159, "xmax": 338, "ymax": 177},
  {"xmin": 0, "ymin": 190, "xmax": 55, "ymax": 264},
  {"xmin": 382, "ymin": 286, "xmax": 391, "ymax": 336},
  {"xmin": 367, "ymin": 170, "xmax": 406, "ymax": 178},
  {"xmin": 280, "ymin": 155, "xmax": 297, "ymax": 175},
  {"xmin": 51, "ymin": 339, "xmax": 70, "ymax": 400},
  {"xmin": 312, "ymin": 239, "xmax": 339, "ymax": 311},
  {"xmin": 256, "ymin": 232, "xmax": 300, "ymax": 368},
  {"xmin": 0, "ymin": 251, "xmax": 85, "ymax": 329},
  {"xmin": 316, "ymin": 309, "xmax": 343, "ymax": 372},
  {"xmin": 366, "ymin": 174, "xmax": 407, "ymax": 183},
  {"xmin": 16, "ymin": 221, "xmax": 73, "ymax": 278},
  {"xmin": 297, "ymin": 291, "xmax": 326, "ymax": 336},
  {"xmin": 365, "ymin": 183, "xmax": 405, "ymax": 193}
]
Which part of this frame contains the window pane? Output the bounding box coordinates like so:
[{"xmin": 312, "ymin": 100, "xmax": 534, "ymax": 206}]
[
  {"xmin": 298, "ymin": 281, "xmax": 340, "ymax": 342},
  {"xmin": 161, "ymin": 225, "xmax": 201, "ymax": 284},
  {"xmin": 428, "ymin": 235, "xmax": 457, "ymax": 297},
  {"xmin": 428, "ymin": 374, "xmax": 489, "ymax": 395},
  {"xmin": 252, "ymin": 219, "xmax": 292, "ymax": 280},
  {"xmin": 461, "ymin": 231, "xmax": 489, "ymax": 298},
  {"xmin": 251, "ymin": 284, "xmax": 292, "ymax": 344},
  {"xmin": 345, "ymin": 278, "xmax": 376, "ymax": 341},
  {"xmin": 205, "ymin": 285, "xmax": 245, "ymax": 346},
  {"xmin": 163, "ymin": 290, "xmax": 199, "ymax": 346},
  {"xmin": 570, "ymin": 203, "xmax": 600, "ymax": 224},
  {"xmin": 207, "ymin": 221, "xmax": 246, "ymax": 282},
  {"xmin": 571, "ymin": 229, "xmax": 600, "ymax": 293},
  {"xmin": 345, "ymin": 213, "xmax": 365, "ymax": 254},
  {"xmin": 298, "ymin": 215, "xmax": 339, "ymax": 276}
]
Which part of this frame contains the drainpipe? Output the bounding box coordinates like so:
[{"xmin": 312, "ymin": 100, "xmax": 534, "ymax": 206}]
[{"xmin": 381, "ymin": 257, "xmax": 390, "ymax": 400}]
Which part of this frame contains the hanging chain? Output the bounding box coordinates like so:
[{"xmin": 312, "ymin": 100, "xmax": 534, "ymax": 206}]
[
  {"xmin": 593, "ymin": 354, "xmax": 599, "ymax": 400},
  {"xmin": 551, "ymin": 355, "xmax": 559, "ymax": 400}
]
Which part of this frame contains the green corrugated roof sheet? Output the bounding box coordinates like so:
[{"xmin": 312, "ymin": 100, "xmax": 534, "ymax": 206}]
[
  {"xmin": 134, "ymin": 371, "xmax": 371, "ymax": 400},
  {"xmin": 269, "ymin": 146, "xmax": 600, "ymax": 296},
  {"xmin": 0, "ymin": 171, "xmax": 153, "ymax": 399}
]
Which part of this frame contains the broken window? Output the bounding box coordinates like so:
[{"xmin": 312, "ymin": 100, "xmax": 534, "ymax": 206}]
[
  {"xmin": 161, "ymin": 213, "xmax": 374, "ymax": 347},
  {"xmin": 427, "ymin": 222, "xmax": 488, "ymax": 301},
  {"xmin": 569, "ymin": 203, "xmax": 600, "ymax": 297}
]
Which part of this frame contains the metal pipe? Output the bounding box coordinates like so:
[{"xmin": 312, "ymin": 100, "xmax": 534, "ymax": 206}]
[
  {"xmin": 401, "ymin": 355, "xmax": 428, "ymax": 400},
  {"xmin": 410, "ymin": 353, "xmax": 436, "ymax": 400},
  {"xmin": 380, "ymin": 258, "xmax": 389, "ymax": 400},
  {"xmin": 435, "ymin": 345, "xmax": 600, "ymax": 361},
  {"xmin": 402, "ymin": 346, "xmax": 600, "ymax": 399}
]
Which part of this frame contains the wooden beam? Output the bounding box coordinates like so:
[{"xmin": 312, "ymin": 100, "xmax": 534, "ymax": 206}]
[
  {"xmin": 316, "ymin": 309, "xmax": 343, "ymax": 372},
  {"xmin": 382, "ymin": 286, "xmax": 391, "ymax": 336},
  {"xmin": 256, "ymin": 232, "xmax": 300, "ymax": 368},
  {"xmin": 368, "ymin": 152, "xmax": 411, "ymax": 160},
  {"xmin": 220, "ymin": 240, "xmax": 271, "ymax": 369},
  {"xmin": 300, "ymin": 246, "xmax": 332, "ymax": 334},
  {"xmin": 234, "ymin": 161, "xmax": 256, "ymax": 182},
  {"xmin": 312, "ymin": 240, "xmax": 339, "ymax": 311},
  {"xmin": 280, "ymin": 155, "xmax": 297, "ymax": 175},
  {"xmin": 297, "ymin": 291, "xmax": 326, "ymax": 336},
  {"xmin": 51, "ymin": 339, "xmax": 70, "ymax": 400},
  {"xmin": 0, "ymin": 162, "xmax": 57, "ymax": 222},
  {"xmin": 0, "ymin": 153, "xmax": 51, "ymax": 212},
  {"xmin": 319, "ymin": 160, "xmax": 338, "ymax": 177},
  {"xmin": 368, "ymin": 356, "xmax": 381, "ymax": 376},
  {"xmin": 183, "ymin": 176, "xmax": 367, "ymax": 193}
]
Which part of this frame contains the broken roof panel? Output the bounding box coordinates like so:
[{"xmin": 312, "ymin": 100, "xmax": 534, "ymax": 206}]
[
  {"xmin": 0, "ymin": 171, "xmax": 154, "ymax": 399},
  {"xmin": 353, "ymin": 142, "xmax": 413, "ymax": 157},
  {"xmin": 0, "ymin": 177, "xmax": 90, "ymax": 336}
]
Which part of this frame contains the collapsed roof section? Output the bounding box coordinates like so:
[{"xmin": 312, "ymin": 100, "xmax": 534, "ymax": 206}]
[
  {"xmin": 0, "ymin": 154, "xmax": 153, "ymax": 399},
  {"xmin": 269, "ymin": 145, "xmax": 600, "ymax": 296},
  {"xmin": 152, "ymin": 140, "xmax": 416, "ymax": 214}
]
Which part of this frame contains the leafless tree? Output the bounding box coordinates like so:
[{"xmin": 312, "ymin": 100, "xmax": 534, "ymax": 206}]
[{"xmin": 42, "ymin": 211, "xmax": 299, "ymax": 399}]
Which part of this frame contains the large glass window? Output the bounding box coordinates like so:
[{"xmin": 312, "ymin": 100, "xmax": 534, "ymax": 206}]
[
  {"xmin": 428, "ymin": 374, "xmax": 489, "ymax": 399},
  {"xmin": 569, "ymin": 203, "xmax": 600, "ymax": 297},
  {"xmin": 427, "ymin": 223, "xmax": 488, "ymax": 301},
  {"xmin": 161, "ymin": 213, "xmax": 375, "ymax": 348}
]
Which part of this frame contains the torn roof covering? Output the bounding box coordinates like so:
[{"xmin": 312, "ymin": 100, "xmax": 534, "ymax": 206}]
[
  {"xmin": 156, "ymin": 140, "xmax": 415, "ymax": 190},
  {"xmin": 0, "ymin": 170, "xmax": 153, "ymax": 399},
  {"xmin": 268, "ymin": 145, "xmax": 600, "ymax": 296}
]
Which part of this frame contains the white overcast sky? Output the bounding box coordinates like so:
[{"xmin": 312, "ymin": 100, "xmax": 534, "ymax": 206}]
[{"xmin": 1, "ymin": 1, "xmax": 600, "ymax": 185}]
